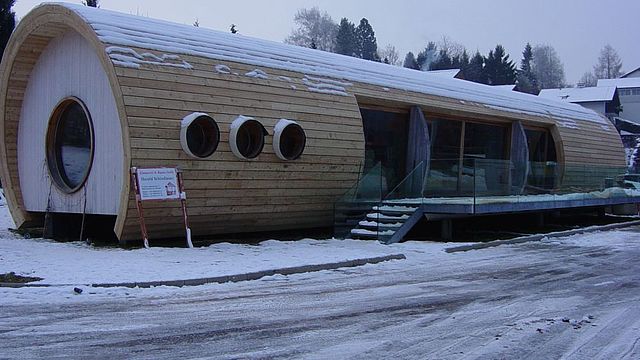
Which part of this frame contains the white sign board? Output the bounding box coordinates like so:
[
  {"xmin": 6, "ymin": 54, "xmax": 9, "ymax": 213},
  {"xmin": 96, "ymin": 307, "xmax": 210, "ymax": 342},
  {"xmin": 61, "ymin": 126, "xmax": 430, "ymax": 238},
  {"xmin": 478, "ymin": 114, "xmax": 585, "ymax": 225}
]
[{"xmin": 136, "ymin": 168, "xmax": 180, "ymax": 201}]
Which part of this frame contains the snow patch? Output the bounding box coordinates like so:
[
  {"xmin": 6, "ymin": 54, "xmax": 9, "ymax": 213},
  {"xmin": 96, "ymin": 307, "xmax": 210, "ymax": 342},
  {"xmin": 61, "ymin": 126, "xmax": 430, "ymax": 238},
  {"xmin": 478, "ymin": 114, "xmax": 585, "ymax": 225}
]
[
  {"xmin": 214, "ymin": 64, "xmax": 231, "ymax": 74},
  {"xmin": 278, "ymin": 76, "xmax": 293, "ymax": 82},
  {"xmin": 245, "ymin": 69, "xmax": 269, "ymax": 80},
  {"xmin": 557, "ymin": 120, "xmax": 580, "ymax": 129},
  {"xmin": 303, "ymin": 76, "xmax": 349, "ymax": 96},
  {"xmin": 105, "ymin": 46, "xmax": 193, "ymax": 69}
]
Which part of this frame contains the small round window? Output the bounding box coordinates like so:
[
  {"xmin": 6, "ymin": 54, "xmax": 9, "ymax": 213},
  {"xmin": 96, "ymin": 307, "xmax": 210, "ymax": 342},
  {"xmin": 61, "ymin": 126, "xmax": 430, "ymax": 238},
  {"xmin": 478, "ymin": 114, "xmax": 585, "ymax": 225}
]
[
  {"xmin": 273, "ymin": 119, "xmax": 306, "ymax": 160},
  {"xmin": 181, "ymin": 113, "xmax": 220, "ymax": 158},
  {"xmin": 46, "ymin": 98, "xmax": 94, "ymax": 193},
  {"xmin": 229, "ymin": 116, "xmax": 267, "ymax": 160}
]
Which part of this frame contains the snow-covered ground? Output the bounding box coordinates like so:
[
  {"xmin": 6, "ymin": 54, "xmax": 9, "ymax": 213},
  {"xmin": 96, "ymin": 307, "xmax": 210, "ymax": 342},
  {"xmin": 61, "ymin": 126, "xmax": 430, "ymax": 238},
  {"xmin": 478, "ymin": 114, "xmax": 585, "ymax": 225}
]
[
  {"xmin": 1, "ymin": 203, "xmax": 640, "ymax": 358},
  {"xmin": 0, "ymin": 206, "xmax": 408, "ymax": 287}
]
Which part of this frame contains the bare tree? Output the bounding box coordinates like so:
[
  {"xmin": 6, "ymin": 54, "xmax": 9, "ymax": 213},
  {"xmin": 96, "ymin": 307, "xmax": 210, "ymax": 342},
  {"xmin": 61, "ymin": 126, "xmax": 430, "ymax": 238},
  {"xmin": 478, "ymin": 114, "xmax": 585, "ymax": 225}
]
[
  {"xmin": 531, "ymin": 44, "xmax": 566, "ymax": 89},
  {"xmin": 284, "ymin": 7, "xmax": 337, "ymax": 52},
  {"xmin": 437, "ymin": 35, "xmax": 465, "ymax": 59},
  {"xmin": 378, "ymin": 44, "xmax": 400, "ymax": 66},
  {"xmin": 578, "ymin": 71, "xmax": 597, "ymax": 87},
  {"xmin": 593, "ymin": 44, "xmax": 623, "ymax": 79}
]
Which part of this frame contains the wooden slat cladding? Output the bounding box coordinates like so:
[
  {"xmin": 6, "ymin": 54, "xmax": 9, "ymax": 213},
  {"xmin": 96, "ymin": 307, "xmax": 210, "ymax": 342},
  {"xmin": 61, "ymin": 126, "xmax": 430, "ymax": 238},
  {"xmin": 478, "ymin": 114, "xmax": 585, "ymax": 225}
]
[{"xmin": 114, "ymin": 52, "xmax": 364, "ymax": 240}]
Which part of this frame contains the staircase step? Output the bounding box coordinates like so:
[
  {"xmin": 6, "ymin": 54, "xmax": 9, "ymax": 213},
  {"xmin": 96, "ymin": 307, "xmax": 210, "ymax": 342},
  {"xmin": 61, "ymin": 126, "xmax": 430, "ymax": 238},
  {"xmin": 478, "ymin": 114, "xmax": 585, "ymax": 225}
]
[
  {"xmin": 366, "ymin": 213, "xmax": 410, "ymax": 221},
  {"xmin": 358, "ymin": 220, "xmax": 404, "ymax": 229},
  {"xmin": 372, "ymin": 205, "xmax": 419, "ymax": 214}
]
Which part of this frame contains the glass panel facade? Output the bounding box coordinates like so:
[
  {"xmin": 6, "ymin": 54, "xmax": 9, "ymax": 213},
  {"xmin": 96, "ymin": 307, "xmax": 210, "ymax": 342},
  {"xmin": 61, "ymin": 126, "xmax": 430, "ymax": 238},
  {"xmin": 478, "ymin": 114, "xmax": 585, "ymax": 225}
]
[
  {"xmin": 463, "ymin": 122, "xmax": 509, "ymax": 195},
  {"xmin": 427, "ymin": 119, "xmax": 462, "ymax": 195},
  {"xmin": 361, "ymin": 109, "xmax": 408, "ymax": 195},
  {"xmin": 525, "ymin": 128, "xmax": 558, "ymax": 190}
]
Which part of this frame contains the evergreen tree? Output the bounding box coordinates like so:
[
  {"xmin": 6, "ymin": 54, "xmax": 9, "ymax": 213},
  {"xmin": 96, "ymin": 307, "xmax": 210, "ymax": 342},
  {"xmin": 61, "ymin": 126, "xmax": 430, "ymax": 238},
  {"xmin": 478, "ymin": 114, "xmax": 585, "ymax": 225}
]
[
  {"xmin": 403, "ymin": 52, "xmax": 419, "ymax": 70},
  {"xmin": 593, "ymin": 44, "xmax": 623, "ymax": 79},
  {"xmin": 430, "ymin": 49, "xmax": 454, "ymax": 70},
  {"xmin": 456, "ymin": 50, "xmax": 470, "ymax": 71},
  {"xmin": 83, "ymin": 0, "xmax": 99, "ymax": 7},
  {"xmin": 335, "ymin": 18, "xmax": 357, "ymax": 57},
  {"xmin": 464, "ymin": 51, "xmax": 488, "ymax": 84},
  {"xmin": 355, "ymin": 18, "xmax": 379, "ymax": 61},
  {"xmin": 484, "ymin": 45, "xmax": 516, "ymax": 85},
  {"xmin": 416, "ymin": 42, "xmax": 438, "ymax": 71},
  {"xmin": 0, "ymin": 0, "xmax": 15, "ymax": 62},
  {"xmin": 516, "ymin": 43, "xmax": 539, "ymax": 94}
]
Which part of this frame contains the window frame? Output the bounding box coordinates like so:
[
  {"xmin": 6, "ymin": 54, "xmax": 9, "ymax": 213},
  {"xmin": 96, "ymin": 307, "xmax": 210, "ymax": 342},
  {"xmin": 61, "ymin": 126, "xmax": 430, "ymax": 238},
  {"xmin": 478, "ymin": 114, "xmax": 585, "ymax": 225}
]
[
  {"xmin": 180, "ymin": 113, "xmax": 221, "ymax": 159},
  {"xmin": 45, "ymin": 97, "xmax": 95, "ymax": 194}
]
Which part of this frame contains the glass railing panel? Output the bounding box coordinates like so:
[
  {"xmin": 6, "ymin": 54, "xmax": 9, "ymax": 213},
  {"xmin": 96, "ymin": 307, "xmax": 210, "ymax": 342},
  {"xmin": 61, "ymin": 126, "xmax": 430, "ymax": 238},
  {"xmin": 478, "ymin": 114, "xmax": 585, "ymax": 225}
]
[{"xmin": 333, "ymin": 162, "xmax": 384, "ymax": 239}]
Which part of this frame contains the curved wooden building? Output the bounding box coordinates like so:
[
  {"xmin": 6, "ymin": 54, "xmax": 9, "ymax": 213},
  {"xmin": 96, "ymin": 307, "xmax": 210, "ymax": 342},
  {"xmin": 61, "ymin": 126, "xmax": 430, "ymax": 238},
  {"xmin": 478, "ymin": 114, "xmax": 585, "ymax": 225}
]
[{"xmin": 0, "ymin": 4, "xmax": 627, "ymax": 243}]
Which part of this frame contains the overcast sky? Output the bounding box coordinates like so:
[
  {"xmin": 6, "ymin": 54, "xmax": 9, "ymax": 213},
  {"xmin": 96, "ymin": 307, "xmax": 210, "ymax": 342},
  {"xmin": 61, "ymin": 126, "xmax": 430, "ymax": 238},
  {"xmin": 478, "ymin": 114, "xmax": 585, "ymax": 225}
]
[{"xmin": 13, "ymin": 0, "xmax": 640, "ymax": 84}]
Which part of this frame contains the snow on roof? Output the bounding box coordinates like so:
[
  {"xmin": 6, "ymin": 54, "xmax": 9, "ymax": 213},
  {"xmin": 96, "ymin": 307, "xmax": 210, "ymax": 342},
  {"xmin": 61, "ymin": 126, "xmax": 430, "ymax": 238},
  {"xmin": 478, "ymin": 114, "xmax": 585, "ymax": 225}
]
[
  {"xmin": 58, "ymin": 3, "xmax": 606, "ymax": 125},
  {"xmin": 621, "ymin": 66, "xmax": 640, "ymax": 78},
  {"xmin": 538, "ymin": 86, "xmax": 617, "ymax": 103},
  {"xmin": 598, "ymin": 78, "xmax": 640, "ymax": 89},
  {"xmin": 492, "ymin": 84, "xmax": 517, "ymax": 91},
  {"xmin": 425, "ymin": 69, "xmax": 461, "ymax": 78}
]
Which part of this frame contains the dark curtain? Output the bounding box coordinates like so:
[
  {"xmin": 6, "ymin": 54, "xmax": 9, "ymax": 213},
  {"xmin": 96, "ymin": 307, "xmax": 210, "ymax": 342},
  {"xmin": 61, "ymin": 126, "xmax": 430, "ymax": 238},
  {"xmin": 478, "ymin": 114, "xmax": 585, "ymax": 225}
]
[{"xmin": 510, "ymin": 120, "xmax": 529, "ymax": 194}]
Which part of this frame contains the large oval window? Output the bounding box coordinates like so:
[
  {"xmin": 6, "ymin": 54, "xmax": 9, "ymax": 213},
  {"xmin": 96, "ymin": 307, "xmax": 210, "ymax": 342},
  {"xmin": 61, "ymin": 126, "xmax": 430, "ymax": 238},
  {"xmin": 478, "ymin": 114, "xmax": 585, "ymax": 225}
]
[
  {"xmin": 229, "ymin": 116, "xmax": 267, "ymax": 160},
  {"xmin": 46, "ymin": 98, "xmax": 94, "ymax": 193},
  {"xmin": 273, "ymin": 119, "xmax": 306, "ymax": 160},
  {"xmin": 181, "ymin": 113, "xmax": 220, "ymax": 158}
]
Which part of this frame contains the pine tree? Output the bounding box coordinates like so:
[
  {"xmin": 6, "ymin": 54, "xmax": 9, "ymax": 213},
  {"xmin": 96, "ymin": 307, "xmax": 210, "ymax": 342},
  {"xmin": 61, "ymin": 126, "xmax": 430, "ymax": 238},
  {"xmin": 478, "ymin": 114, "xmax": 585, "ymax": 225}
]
[
  {"xmin": 484, "ymin": 45, "xmax": 516, "ymax": 85},
  {"xmin": 83, "ymin": 0, "xmax": 99, "ymax": 7},
  {"xmin": 0, "ymin": 0, "xmax": 15, "ymax": 62},
  {"xmin": 355, "ymin": 18, "xmax": 379, "ymax": 61},
  {"xmin": 464, "ymin": 51, "xmax": 488, "ymax": 84},
  {"xmin": 335, "ymin": 18, "xmax": 357, "ymax": 57},
  {"xmin": 416, "ymin": 42, "xmax": 438, "ymax": 71},
  {"xmin": 456, "ymin": 50, "xmax": 470, "ymax": 71},
  {"xmin": 430, "ymin": 49, "xmax": 454, "ymax": 70},
  {"xmin": 516, "ymin": 43, "xmax": 538, "ymax": 94},
  {"xmin": 593, "ymin": 44, "xmax": 623, "ymax": 79},
  {"xmin": 403, "ymin": 52, "xmax": 419, "ymax": 70}
]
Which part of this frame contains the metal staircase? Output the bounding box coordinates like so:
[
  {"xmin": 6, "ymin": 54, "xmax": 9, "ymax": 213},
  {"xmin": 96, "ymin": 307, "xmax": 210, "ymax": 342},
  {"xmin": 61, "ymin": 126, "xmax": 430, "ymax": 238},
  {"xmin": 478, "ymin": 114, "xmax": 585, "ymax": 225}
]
[{"xmin": 334, "ymin": 161, "xmax": 427, "ymax": 244}]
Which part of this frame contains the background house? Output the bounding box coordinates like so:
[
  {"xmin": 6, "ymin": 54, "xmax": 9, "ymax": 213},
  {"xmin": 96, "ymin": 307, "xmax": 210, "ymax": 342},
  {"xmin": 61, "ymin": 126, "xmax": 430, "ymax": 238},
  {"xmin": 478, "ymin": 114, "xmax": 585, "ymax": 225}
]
[
  {"xmin": 598, "ymin": 77, "xmax": 640, "ymax": 124},
  {"xmin": 538, "ymin": 86, "xmax": 621, "ymax": 119}
]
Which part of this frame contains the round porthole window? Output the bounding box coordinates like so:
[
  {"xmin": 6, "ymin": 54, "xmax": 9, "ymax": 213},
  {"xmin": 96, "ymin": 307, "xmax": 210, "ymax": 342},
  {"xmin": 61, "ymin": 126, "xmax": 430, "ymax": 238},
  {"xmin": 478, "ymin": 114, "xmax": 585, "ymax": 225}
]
[
  {"xmin": 45, "ymin": 97, "xmax": 94, "ymax": 193},
  {"xmin": 229, "ymin": 116, "xmax": 267, "ymax": 160},
  {"xmin": 273, "ymin": 119, "xmax": 306, "ymax": 160},
  {"xmin": 181, "ymin": 113, "xmax": 220, "ymax": 158}
]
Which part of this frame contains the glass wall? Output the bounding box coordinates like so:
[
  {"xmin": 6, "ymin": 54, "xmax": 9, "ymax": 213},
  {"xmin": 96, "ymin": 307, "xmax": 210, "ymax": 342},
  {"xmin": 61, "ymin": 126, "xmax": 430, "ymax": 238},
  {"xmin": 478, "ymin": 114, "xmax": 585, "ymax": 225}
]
[
  {"xmin": 525, "ymin": 128, "xmax": 557, "ymax": 191},
  {"xmin": 428, "ymin": 120, "xmax": 462, "ymax": 195},
  {"xmin": 427, "ymin": 119, "xmax": 509, "ymax": 196},
  {"xmin": 361, "ymin": 109, "xmax": 409, "ymax": 195}
]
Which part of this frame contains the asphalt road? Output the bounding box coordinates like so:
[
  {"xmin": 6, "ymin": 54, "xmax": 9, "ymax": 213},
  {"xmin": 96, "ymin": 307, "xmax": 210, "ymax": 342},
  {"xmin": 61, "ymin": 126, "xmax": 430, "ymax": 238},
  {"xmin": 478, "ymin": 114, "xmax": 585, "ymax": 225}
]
[{"xmin": 1, "ymin": 232, "xmax": 640, "ymax": 359}]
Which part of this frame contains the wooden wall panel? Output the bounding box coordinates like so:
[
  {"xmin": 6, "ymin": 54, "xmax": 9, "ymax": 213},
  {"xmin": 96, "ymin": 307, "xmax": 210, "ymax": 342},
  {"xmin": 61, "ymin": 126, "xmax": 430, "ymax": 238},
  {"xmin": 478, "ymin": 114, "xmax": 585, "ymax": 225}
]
[
  {"xmin": 110, "ymin": 53, "xmax": 365, "ymax": 240},
  {"xmin": 17, "ymin": 31, "xmax": 124, "ymax": 215}
]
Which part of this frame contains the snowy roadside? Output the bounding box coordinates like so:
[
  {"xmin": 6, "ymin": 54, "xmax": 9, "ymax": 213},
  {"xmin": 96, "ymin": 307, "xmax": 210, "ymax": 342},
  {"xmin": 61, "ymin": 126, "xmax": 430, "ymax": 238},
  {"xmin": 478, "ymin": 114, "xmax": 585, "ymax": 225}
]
[{"xmin": 0, "ymin": 206, "xmax": 430, "ymax": 286}]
